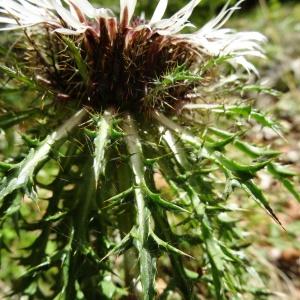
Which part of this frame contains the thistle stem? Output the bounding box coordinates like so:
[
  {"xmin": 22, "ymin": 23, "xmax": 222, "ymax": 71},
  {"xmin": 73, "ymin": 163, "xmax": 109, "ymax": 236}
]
[
  {"xmin": 115, "ymin": 161, "xmax": 137, "ymax": 292},
  {"xmin": 76, "ymin": 111, "xmax": 113, "ymax": 240},
  {"xmin": 123, "ymin": 115, "xmax": 156, "ymax": 300},
  {"xmin": 152, "ymin": 210, "xmax": 194, "ymax": 300}
]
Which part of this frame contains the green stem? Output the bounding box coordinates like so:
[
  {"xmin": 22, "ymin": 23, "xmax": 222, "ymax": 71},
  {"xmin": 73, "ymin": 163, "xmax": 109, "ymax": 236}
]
[
  {"xmin": 64, "ymin": 113, "xmax": 113, "ymax": 299},
  {"xmin": 76, "ymin": 111, "xmax": 113, "ymax": 241},
  {"xmin": 74, "ymin": 160, "xmax": 97, "ymax": 242},
  {"xmin": 123, "ymin": 115, "xmax": 156, "ymax": 300},
  {"xmin": 143, "ymin": 137, "xmax": 194, "ymax": 299},
  {"xmin": 115, "ymin": 160, "xmax": 137, "ymax": 292},
  {"xmin": 151, "ymin": 210, "xmax": 194, "ymax": 300}
]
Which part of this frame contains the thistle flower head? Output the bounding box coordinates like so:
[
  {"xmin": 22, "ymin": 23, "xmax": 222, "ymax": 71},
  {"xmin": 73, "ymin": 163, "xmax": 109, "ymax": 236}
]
[{"xmin": 0, "ymin": 0, "xmax": 266, "ymax": 115}]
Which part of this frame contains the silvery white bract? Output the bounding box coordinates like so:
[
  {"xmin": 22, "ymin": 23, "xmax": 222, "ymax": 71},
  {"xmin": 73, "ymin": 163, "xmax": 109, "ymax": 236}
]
[{"xmin": 0, "ymin": 0, "xmax": 266, "ymax": 74}]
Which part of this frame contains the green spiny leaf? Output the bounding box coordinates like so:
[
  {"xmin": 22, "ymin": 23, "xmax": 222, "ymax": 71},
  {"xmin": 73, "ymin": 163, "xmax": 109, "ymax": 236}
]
[
  {"xmin": 215, "ymin": 152, "xmax": 271, "ymax": 179},
  {"xmin": 235, "ymin": 140, "xmax": 280, "ymax": 159},
  {"xmin": 62, "ymin": 37, "xmax": 89, "ymax": 84},
  {"xmin": 201, "ymin": 216, "xmax": 224, "ymax": 299},
  {"xmin": 268, "ymin": 164, "xmax": 300, "ymax": 202},
  {"xmin": 0, "ymin": 109, "xmax": 86, "ymax": 201},
  {"xmin": 144, "ymin": 185, "xmax": 189, "ymax": 213},
  {"xmin": 93, "ymin": 112, "xmax": 113, "ymax": 187},
  {"xmin": 101, "ymin": 231, "xmax": 133, "ymax": 262},
  {"xmin": 0, "ymin": 108, "xmax": 39, "ymax": 129},
  {"xmin": 151, "ymin": 232, "xmax": 193, "ymax": 259},
  {"xmin": 0, "ymin": 161, "xmax": 18, "ymax": 172},
  {"xmin": 241, "ymin": 180, "xmax": 283, "ymax": 226},
  {"xmin": 240, "ymin": 85, "xmax": 281, "ymax": 97},
  {"xmin": 0, "ymin": 65, "xmax": 34, "ymax": 86}
]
